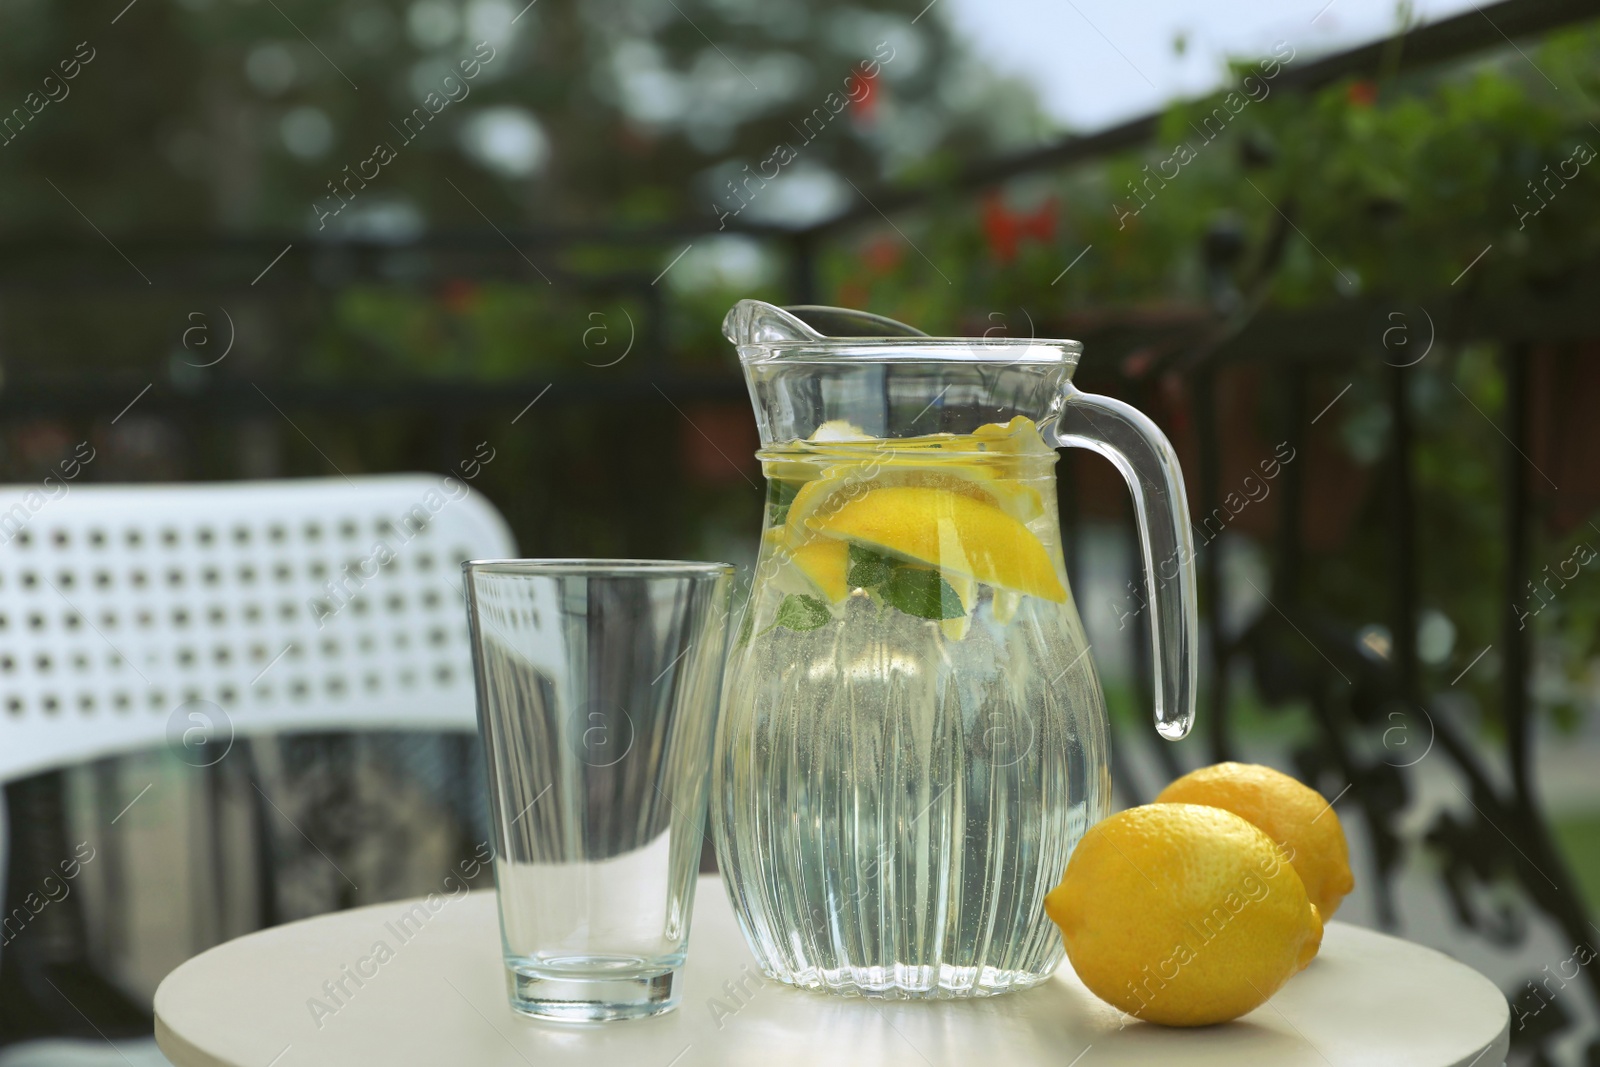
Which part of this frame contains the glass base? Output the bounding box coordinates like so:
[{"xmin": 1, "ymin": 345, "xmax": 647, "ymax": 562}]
[
  {"xmin": 767, "ymin": 962, "xmax": 1054, "ymax": 999},
  {"xmin": 506, "ymin": 958, "xmax": 681, "ymax": 1021}
]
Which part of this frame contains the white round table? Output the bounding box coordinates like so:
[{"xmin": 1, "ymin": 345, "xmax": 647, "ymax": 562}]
[{"xmin": 155, "ymin": 874, "xmax": 1508, "ymax": 1067}]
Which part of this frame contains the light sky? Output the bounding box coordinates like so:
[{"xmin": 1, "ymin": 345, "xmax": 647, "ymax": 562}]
[{"xmin": 942, "ymin": 0, "xmax": 1484, "ymax": 131}]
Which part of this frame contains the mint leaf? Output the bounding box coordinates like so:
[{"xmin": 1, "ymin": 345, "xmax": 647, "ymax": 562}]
[
  {"xmin": 847, "ymin": 543, "xmax": 893, "ymax": 590},
  {"xmin": 775, "ymin": 593, "xmax": 831, "ymax": 632},
  {"xmin": 771, "ymin": 480, "xmax": 803, "ymax": 507},
  {"xmin": 735, "ymin": 602, "xmax": 755, "ymax": 646},
  {"xmin": 767, "ymin": 479, "xmax": 802, "ymax": 525},
  {"xmin": 843, "ymin": 544, "xmax": 962, "ymax": 621},
  {"xmin": 882, "ymin": 567, "xmax": 965, "ymax": 620}
]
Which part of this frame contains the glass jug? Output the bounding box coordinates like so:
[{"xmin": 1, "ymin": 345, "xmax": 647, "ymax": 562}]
[{"xmin": 712, "ymin": 300, "xmax": 1198, "ymax": 998}]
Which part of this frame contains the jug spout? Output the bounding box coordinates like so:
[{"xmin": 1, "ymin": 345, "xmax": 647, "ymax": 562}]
[
  {"xmin": 730, "ymin": 300, "xmax": 1079, "ymax": 447},
  {"xmin": 722, "ymin": 299, "xmax": 928, "ymax": 347},
  {"xmin": 722, "ymin": 301, "xmax": 825, "ymax": 346}
]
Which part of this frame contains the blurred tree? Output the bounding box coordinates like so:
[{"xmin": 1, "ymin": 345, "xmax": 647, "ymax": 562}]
[{"xmin": 0, "ymin": 0, "xmax": 1048, "ymax": 235}]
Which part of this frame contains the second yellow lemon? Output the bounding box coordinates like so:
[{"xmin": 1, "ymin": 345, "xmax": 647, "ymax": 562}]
[
  {"xmin": 1155, "ymin": 762, "xmax": 1354, "ymax": 918},
  {"xmin": 1045, "ymin": 803, "xmax": 1322, "ymax": 1027}
]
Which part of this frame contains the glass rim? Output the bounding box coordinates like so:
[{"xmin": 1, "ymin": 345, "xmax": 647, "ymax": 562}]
[
  {"xmin": 736, "ymin": 338, "xmax": 1082, "ymax": 365},
  {"xmin": 462, "ymin": 558, "xmax": 735, "ymax": 578}
]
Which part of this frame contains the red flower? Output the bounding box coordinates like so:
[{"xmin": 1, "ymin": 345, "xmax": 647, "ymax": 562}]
[
  {"xmin": 854, "ymin": 70, "xmax": 879, "ymax": 123},
  {"xmin": 836, "ymin": 280, "xmax": 871, "ymax": 309},
  {"xmin": 862, "ymin": 234, "xmax": 902, "ymax": 274},
  {"xmin": 1347, "ymin": 80, "xmax": 1378, "ymax": 107},
  {"xmin": 440, "ymin": 278, "xmax": 479, "ymax": 314},
  {"xmin": 981, "ymin": 193, "xmax": 1057, "ymax": 263},
  {"xmin": 1121, "ymin": 348, "xmax": 1156, "ymax": 378}
]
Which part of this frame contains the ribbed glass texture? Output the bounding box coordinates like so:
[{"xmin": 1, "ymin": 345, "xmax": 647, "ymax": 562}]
[{"xmin": 714, "ymin": 467, "xmax": 1111, "ymax": 998}]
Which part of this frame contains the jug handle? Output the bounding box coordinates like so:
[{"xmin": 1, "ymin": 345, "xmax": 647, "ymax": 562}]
[{"xmin": 1056, "ymin": 384, "xmax": 1199, "ymax": 740}]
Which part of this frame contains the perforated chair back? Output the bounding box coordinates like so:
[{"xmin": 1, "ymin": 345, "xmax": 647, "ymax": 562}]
[{"xmin": 0, "ymin": 475, "xmax": 516, "ymax": 783}]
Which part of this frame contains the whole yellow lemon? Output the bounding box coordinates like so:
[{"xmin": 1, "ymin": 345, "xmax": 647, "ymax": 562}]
[
  {"xmin": 1045, "ymin": 803, "xmax": 1322, "ymax": 1027},
  {"xmin": 1155, "ymin": 762, "xmax": 1354, "ymax": 918}
]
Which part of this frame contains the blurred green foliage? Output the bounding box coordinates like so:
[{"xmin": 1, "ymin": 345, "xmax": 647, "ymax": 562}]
[
  {"xmin": 812, "ymin": 22, "xmax": 1600, "ymax": 733},
  {"xmin": 0, "ymin": 2, "xmax": 1597, "ymax": 726}
]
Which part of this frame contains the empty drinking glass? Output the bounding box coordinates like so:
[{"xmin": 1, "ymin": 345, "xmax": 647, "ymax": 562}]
[{"xmin": 462, "ymin": 559, "xmax": 734, "ymax": 1021}]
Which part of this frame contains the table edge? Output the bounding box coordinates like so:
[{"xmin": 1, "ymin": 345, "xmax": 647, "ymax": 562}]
[
  {"xmin": 155, "ymin": 1013, "xmax": 229, "ymax": 1067},
  {"xmin": 152, "ymin": 882, "xmax": 1511, "ymax": 1067}
]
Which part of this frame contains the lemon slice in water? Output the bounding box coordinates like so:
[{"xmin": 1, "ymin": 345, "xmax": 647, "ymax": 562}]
[
  {"xmin": 787, "ymin": 536, "xmax": 851, "ymax": 603},
  {"xmin": 809, "ymin": 485, "xmax": 1066, "ymax": 603},
  {"xmin": 784, "ymin": 460, "xmax": 1047, "ymax": 542}
]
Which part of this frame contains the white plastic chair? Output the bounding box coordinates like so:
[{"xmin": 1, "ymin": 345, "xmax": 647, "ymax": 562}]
[{"xmin": 0, "ymin": 475, "xmax": 515, "ymax": 1066}]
